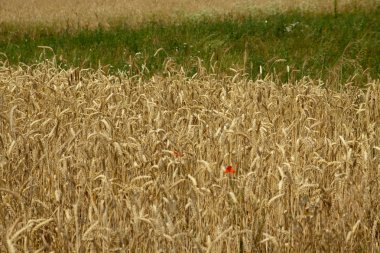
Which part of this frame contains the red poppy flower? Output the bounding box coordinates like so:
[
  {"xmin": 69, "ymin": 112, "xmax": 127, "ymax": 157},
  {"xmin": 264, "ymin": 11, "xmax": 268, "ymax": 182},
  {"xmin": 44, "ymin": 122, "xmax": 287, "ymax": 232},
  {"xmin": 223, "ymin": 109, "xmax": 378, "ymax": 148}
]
[
  {"xmin": 172, "ymin": 150, "xmax": 184, "ymax": 158},
  {"xmin": 224, "ymin": 165, "xmax": 236, "ymax": 174}
]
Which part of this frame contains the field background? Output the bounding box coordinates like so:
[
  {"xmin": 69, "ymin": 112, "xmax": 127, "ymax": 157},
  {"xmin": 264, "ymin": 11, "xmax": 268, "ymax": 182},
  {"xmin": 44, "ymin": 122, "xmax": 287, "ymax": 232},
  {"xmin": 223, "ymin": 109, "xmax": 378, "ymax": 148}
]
[
  {"xmin": 0, "ymin": 1, "xmax": 380, "ymax": 84},
  {"xmin": 1, "ymin": 1, "xmax": 380, "ymax": 252},
  {"xmin": 1, "ymin": 0, "xmax": 379, "ymax": 28}
]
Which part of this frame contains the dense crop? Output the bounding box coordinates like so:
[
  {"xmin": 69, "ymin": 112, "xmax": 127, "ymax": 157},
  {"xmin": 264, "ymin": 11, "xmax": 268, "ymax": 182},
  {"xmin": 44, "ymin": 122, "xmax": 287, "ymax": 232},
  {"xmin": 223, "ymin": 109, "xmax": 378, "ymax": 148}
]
[{"xmin": 0, "ymin": 62, "xmax": 379, "ymax": 252}]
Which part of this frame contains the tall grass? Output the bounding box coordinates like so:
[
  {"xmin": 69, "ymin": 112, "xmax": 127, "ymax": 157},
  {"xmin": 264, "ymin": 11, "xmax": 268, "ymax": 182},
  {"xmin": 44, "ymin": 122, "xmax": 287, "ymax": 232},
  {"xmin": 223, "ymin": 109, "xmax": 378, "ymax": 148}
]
[
  {"xmin": 1, "ymin": 10, "xmax": 379, "ymax": 83},
  {"xmin": 0, "ymin": 61, "xmax": 379, "ymax": 252}
]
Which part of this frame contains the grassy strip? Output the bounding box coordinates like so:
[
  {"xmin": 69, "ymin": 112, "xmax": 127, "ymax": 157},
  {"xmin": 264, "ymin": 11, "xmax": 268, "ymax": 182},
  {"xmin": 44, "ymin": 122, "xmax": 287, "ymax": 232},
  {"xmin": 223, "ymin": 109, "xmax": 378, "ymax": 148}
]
[{"xmin": 0, "ymin": 8, "xmax": 379, "ymax": 83}]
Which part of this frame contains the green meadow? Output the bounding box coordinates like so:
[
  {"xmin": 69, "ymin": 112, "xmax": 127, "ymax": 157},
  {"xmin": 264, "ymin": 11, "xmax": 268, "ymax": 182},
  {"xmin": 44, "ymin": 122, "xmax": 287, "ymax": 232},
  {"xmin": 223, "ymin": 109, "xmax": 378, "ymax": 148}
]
[{"xmin": 0, "ymin": 8, "xmax": 379, "ymax": 84}]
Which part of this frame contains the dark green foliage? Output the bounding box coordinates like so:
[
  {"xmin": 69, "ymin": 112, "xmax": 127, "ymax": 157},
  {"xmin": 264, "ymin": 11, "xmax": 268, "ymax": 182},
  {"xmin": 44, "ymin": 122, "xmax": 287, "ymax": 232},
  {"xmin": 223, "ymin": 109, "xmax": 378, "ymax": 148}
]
[{"xmin": 0, "ymin": 8, "xmax": 379, "ymax": 83}]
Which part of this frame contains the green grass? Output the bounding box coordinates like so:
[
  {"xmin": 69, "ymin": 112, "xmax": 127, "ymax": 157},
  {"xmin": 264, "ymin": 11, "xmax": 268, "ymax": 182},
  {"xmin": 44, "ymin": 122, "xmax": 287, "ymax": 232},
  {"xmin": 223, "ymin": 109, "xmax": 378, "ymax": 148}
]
[{"xmin": 0, "ymin": 8, "xmax": 379, "ymax": 83}]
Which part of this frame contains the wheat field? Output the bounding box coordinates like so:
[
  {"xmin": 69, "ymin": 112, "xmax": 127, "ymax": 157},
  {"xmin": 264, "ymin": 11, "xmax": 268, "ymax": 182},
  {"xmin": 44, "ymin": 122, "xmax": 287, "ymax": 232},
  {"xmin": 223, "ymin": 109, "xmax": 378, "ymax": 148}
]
[
  {"xmin": 0, "ymin": 61, "xmax": 379, "ymax": 252},
  {"xmin": 1, "ymin": 0, "xmax": 379, "ymax": 28}
]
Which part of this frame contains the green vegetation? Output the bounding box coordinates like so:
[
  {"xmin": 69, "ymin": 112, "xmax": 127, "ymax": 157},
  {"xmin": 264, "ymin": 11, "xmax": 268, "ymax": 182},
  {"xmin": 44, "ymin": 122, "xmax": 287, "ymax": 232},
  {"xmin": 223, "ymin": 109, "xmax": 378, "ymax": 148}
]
[{"xmin": 0, "ymin": 8, "xmax": 379, "ymax": 83}]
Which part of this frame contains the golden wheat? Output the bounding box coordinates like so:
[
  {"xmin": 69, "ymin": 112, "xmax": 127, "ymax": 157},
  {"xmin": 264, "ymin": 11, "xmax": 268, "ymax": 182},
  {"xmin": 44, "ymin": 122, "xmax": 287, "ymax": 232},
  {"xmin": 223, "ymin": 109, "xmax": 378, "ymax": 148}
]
[{"xmin": 0, "ymin": 60, "xmax": 379, "ymax": 252}]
